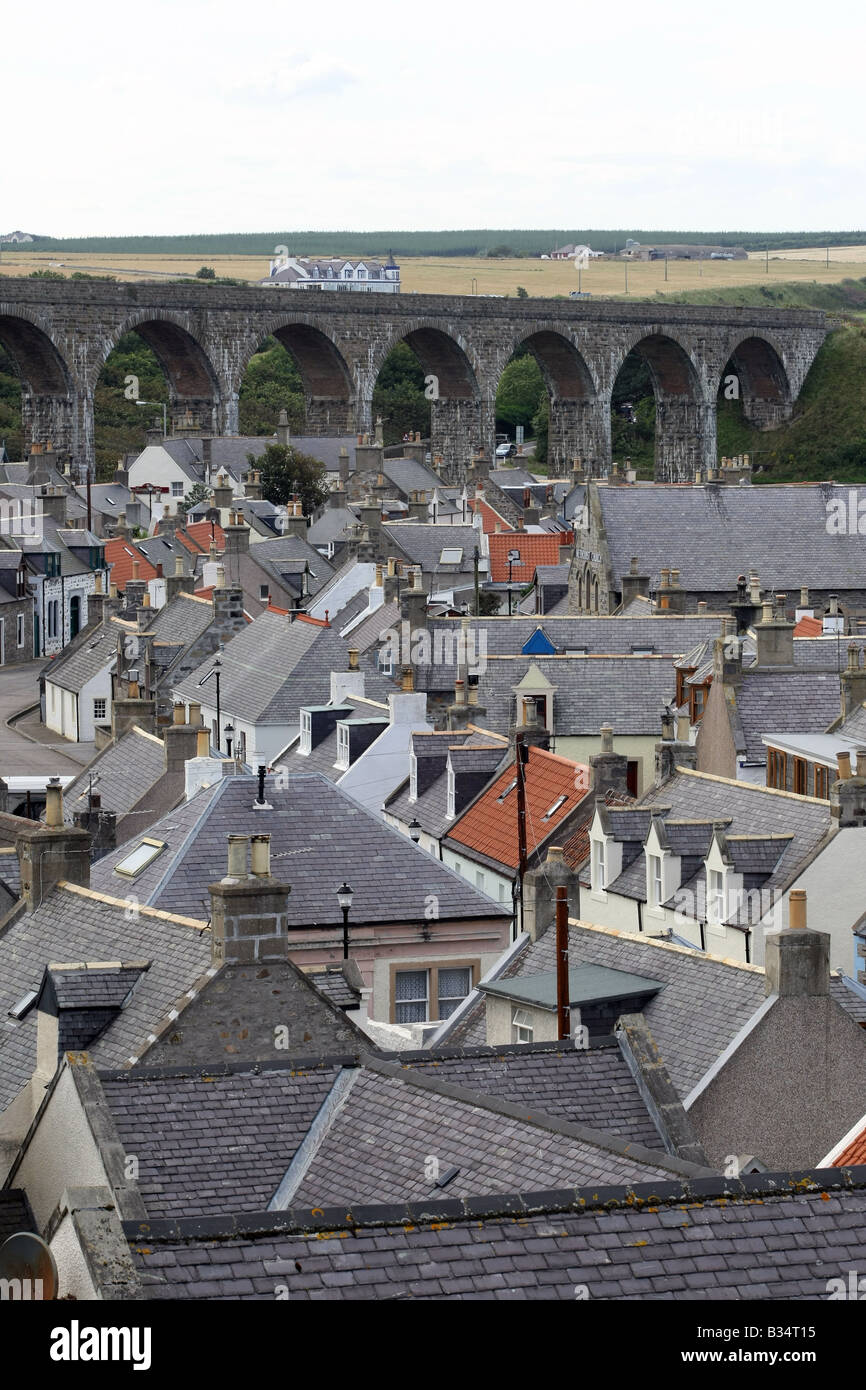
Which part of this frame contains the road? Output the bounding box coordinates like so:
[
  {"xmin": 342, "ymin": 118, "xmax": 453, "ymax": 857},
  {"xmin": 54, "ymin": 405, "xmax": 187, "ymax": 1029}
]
[{"xmin": 0, "ymin": 662, "xmax": 92, "ymax": 777}]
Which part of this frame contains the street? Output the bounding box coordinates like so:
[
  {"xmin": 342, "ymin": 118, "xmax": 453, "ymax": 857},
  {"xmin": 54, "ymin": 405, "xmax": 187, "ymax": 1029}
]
[{"xmin": 0, "ymin": 663, "xmax": 92, "ymax": 777}]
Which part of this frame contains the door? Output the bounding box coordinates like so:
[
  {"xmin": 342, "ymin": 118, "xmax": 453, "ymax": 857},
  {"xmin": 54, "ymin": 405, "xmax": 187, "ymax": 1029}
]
[{"xmin": 69, "ymin": 594, "xmax": 81, "ymax": 640}]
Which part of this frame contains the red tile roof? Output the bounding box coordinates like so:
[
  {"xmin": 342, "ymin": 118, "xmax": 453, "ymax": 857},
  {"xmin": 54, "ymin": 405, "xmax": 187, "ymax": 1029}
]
[
  {"xmin": 832, "ymin": 1122, "xmax": 866, "ymax": 1166},
  {"xmin": 104, "ymin": 539, "xmax": 158, "ymax": 590},
  {"xmin": 561, "ymin": 788, "xmax": 635, "ymax": 869},
  {"xmin": 468, "ymin": 497, "xmax": 513, "ymax": 535},
  {"xmin": 488, "ymin": 531, "xmax": 573, "ymax": 584},
  {"xmin": 448, "ymin": 745, "xmax": 591, "ymax": 869},
  {"xmin": 794, "ymin": 615, "xmax": 823, "ymax": 637},
  {"xmin": 155, "ymin": 520, "xmax": 225, "ymax": 554}
]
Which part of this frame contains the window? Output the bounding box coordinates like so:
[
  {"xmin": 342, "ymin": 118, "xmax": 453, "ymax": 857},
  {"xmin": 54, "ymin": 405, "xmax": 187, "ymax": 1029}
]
[
  {"xmin": 299, "ymin": 709, "xmax": 312, "ymax": 755},
  {"xmin": 343, "ymin": 266, "xmax": 353, "ymax": 279},
  {"xmin": 497, "ymin": 777, "xmax": 517, "ymax": 802},
  {"xmin": 336, "ymin": 723, "xmax": 350, "ymax": 770},
  {"xmin": 542, "ymin": 794, "xmax": 568, "ymax": 822},
  {"xmin": 691, "ymin": 686, "xmax": 705, "ymax": 720},
  {"xmin": 47, "ymin": 599, "xmax": 59, "ymax": 639},
  {"xmin": 439, "ymin": 547, "xmax": 463, "ymax": 565},
  {"xmin": 260, "ymin": 585, "xmax": 269, "ymax": 601},
  {"xmin": 815, "ymin": 764, "xmax": 830, "ymax": 799},
  {"xmin": 707, "ymin": 868, "xmax": 726, "ymax": 925},
  {"xmin": 114, "ymin": 838, "xmax": 166, "ymax": 878},
  {"xmin": 591, "ymin": 837, "xmax": 606, "ymax": 891},
  {"xmin": 446, "ymin": 764, "xmax": 455, "ymax": 818},
  {"xmin": 767, "ymin": 749, "xmax": 787, "ymax": 790},
  {"xmin": 93, "ymin": 697, "xmax": 107, "ymax": 721},
  {"xmin": 648, "ymin": 853, "xmax": 663, "ymax": 908},
  {"xmin": 512, "ymin": 1007, "xmax": 534, "ymax": 1044},
  {"xmin": 395, "ymin": 969, "xmax": 428, "ymax": 1023},
  {"xmin": 438, "ymin": 967, "xmax": 471, "ymax": 1019},
  {"xmin": 793, "ymin": 758, "xmax": 807, "ymax": 796},
  {"xmin": 171, "ymin": 482, "xmax": 184, "ymax": 498},
  {"xmin": 16, "ymin": 613, "xmax": 24, "ymax": 647},
  {"xmin": 474, "ymin": 870, "xmax": 485, "ymax": 891},
  {"xmin": 408, "ymin": 750, "xmax": 418, "ymax": 801}
]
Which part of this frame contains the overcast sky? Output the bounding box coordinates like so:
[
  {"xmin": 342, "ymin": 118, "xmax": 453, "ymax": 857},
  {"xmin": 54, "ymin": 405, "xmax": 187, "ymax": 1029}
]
[{"xmin": 6, "ymin": 0, "xmax": 862, "ymax": 237}]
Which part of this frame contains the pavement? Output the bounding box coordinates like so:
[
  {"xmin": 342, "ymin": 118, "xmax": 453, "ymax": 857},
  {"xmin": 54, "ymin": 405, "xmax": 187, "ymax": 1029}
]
[{"xmin": 0, "ymin": 662, "xmax": 93, "ymax": 777}]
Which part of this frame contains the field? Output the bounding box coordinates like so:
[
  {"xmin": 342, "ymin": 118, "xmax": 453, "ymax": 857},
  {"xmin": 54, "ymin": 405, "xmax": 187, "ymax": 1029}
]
[{"xmin": 3, "ymin": 247, "xmax": 866, "ymax": 300}]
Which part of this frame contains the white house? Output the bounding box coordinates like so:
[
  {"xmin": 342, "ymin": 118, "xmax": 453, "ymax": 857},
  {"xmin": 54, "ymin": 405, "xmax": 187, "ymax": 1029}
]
[
  {"xmin": 44, "ymin": 623, "xmax": 117, "ymax": 743},
  {"xmin": 262, "ymin": 255, "xmax": 401, "ymax": 293}
]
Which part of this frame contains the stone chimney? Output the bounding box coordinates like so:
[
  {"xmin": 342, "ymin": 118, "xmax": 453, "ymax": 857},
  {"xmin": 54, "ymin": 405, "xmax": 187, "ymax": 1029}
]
[
  {"xmin": 166, "ymin": 552, "xmax": 195, "ymax": 602},
  {"xmin": 840, "ymin": 644, "xmax": 866, "ymax": 719},
  {"xmin": 656, "ymin": 565, "xmax": 686, "ymax": 614},
  {"xmin": 764, "ymin": 892, "xmax": 829, "ymax": 997},
  {"xmin": 26, "ymin": 442, "xmax": 54, "ymax": 487},
  {"xmin": 145, "ymin": 423, "xmax": 163, "ymax": 447},
  {"xmin": 38, "ymin": 485, "xmax": 68, "ymax": 526},
  {"xmin": 620, "ymin": 556, "xmax": 649, "ymax": 608},
  {"xmin": 224, "ymin": 510, "xmax": 251, "ymax": 555},
  {"xmin": 212, "ymin": 473, "xmax": 233, "ymax": 511},
  {"xmin": 355, "ymin": 436, "xmax": 385, "ymax": 476},
  {"xmin": 163, "ymin": 703, "xmax": 204, "ymax": 774},
  {"xmin": 212, "ymin": 573, "xmax": 246, "ymax": 637},
  {"xmin": 400, "ymin": 565, "xmax": 428, "ymax": 637},
  {"xmin": 276, "ymin": 409, "xmax": 291, "ymax": 446},
  {"xmin": 589, "ymin": 724, "xmax": 630, "ymax": 797},
  {"xmin": 754, "ymin": 593, "xmax": 795, "ymax": 666},
  {"xmin": 159, "ymin": 503, "xmax": 179, "ymax": 541},
  {"xmin": 446, "ymin": 679, "xmax": 473, "ymax": 731},
  {"xmin": 830, "ymin": 746, "xmax": 866, "ymax": 827},
  {"xmin": 712, "ymin": 628, "xmax": 744, "ymax": 684},
  {"xmin": 655, "ymin": 707, "xmax": 697, "ymax": 784},
  {"xmin": 111, "ymin": 671, "xmax": 157, "ymax": 738},
  {"xmin": 408, "ymin": 490, "xmax": 428, "ymax": 522},
  {"xmin": 284, "ymin": 500, "xmax": 307, "ymax": 539},
  {"xmin": 208, "ymin": 834, "xmax": 292, "ymax": 966},
  {"xmin": 523, "ymin": 845, "xmax": 578, "ymax": 942},
  {"xmin": 245, "ymin": 468, "xmax": 263, "ymax": 501},
  {"xmin": 14, "ymin": 779, "xmax": 92, "ymax": 911}
]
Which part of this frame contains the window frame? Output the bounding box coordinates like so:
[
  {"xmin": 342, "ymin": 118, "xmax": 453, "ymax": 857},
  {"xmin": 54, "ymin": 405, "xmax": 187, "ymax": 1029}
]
[
  {"xmin": 92, "ymin": 696, "xmax": 107, "ymax": 722},
  {"xmin": 511, "ymin": 1007, "xmax": 534, "ymax": 1044},
  {"xmin": 299, "ymin": 709, "xmax": 312, "ymax": 755},
  {"xmin": 390, "ymin": 960, "xmax": 477, "ymax": 1024},
  {"xmin": 591, "ymin": 837, "xmax": 606, "ymax": 892},
  {"xmin": 648, "ymin": 852, "xmax": 663, "ymax": 908},
  {"xmin": 336, "ymin": 722, "xmax": 351, "ymax": 770},
  {"xmin": 814, "ymin": 764, "xmax": 830, "ymax": 799}
]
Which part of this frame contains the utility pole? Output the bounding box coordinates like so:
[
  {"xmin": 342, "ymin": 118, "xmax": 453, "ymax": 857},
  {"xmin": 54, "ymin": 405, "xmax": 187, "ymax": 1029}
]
[
  {"xmin": 664, "ymin": 254, "xmax": 668, "ymax": 282},
  {"xmin": 515, "ymin": 732, "xmax": 529, "ymax": 935},
  {"xmin": 555, "ymin": 884, "xmax": 570, "ymax": 1040},
  {"xmin": 624, "ymin": 259, "xmax": 629, "ymax": 295},
  {"xmin": 473, "ymin": 546, "xmax": 480, "ymax": 616}
]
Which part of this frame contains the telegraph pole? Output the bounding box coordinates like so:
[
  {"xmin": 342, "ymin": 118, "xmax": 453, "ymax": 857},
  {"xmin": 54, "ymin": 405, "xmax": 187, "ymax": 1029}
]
[
  {"xmin": 555, "ymin": 884, "xmax": 570, "ymax": 1040},
  {"xmin": 515, "ymin": 732, "xmax": 528, "ymax": 934}
]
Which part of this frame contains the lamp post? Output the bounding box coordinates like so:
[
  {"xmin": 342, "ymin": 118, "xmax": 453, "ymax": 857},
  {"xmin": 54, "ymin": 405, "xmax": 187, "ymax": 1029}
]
[
  {"xmin": 408, "ymin": 818, "xmax": 422, "ymax": 844},
  {"xmin": 224, "ymin": 723, "xmax": 234, "ymax": 758},
  {"xmin": 507, "ymin": 548, "xmax": 522, "ymax": 616},
  {"xmin": 336, "ymin": 881, "xmax": 354, "ymax": 960},
  {"xmin": 198, "ymin": 655, "xmax": 221, "ymax": 750}
]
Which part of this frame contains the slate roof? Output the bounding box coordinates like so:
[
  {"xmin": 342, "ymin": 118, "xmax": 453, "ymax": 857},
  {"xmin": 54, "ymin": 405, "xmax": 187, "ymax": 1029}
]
[
  {"xmin": 0, "ymin": 1190, "xmax": 37, "ymax": 1243},
  {"xmin": 89, "ymin": 773, "xmax": 512, "ymax": 929},
  {"xmin": 61, "ymin": 727, "xmax": 168, "ymax": 827},
  {"xmin": 0, "ymin": 883, "xmax": 210, "ymax": 1110},
  {"xmin": 385, "ymin": 728, "xmax": 508, "ymax": 840},
  {"xmin": 399, "ymin": 1040, "xmax": 663, "ymax": 1148},
  {"xmin": 596, "ymin": 482, "xmax": 866, "ymax": 592},
  {"xmin": 342, "ymin": 600, "xmax": 401, "ymax": 654},
  {"xmin": 473, "ymin": 655, "xmax": 681, "ymax": 736},
  {"xmin": 383, "ymin": 523, "xmax": 480, "ymax": 578},
  {"xmin": 306, "ymin": 505, "xmax": 358, "ymax": 546},
  {"xmin": 127, "ymin": 1167, "xmax": 866, "ymax": 1300},
  {"xmin": 44, "ymin": 620, "xmax": 117, "ymax": 693},
  {"xmin": 173, "ymin": 611, "xmax": 351, "ymax": 725},
  {"xmin": 382, "ymin": 457, "xmax": 442, "ymax": 498},
  {"xmin": 735, "ymin": 670, "xmax": 842, "ymax": 761},
  {"xmin": 144, "ymin": 592, "xmax": 215, "ymax": 647}
]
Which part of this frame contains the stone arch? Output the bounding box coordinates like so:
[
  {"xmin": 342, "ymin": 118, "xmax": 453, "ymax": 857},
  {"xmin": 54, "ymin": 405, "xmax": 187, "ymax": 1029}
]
[
  {"xmin": 369, "ymin": 321, "xmax": 482, "ymax": 482},
  {"xmin": 721, "ymin": 334, "xmax": 793, "ymax": 429},
  {"xmin": 498, "ymin": 326, "xmax": 600, "ymax": 472},
  {"xmin": 610, "ymin": 331, "xmax": 713, "ymax": 483},
  {"xmin": 0, "ymin": 309, "xmax": 76, "ymax": 460},
  {"xmin": 92, "ymin": 310, "xmax": 223, "ymax": 436},
  {"xmin": 236, "ymin": 316, "xmax": 356, "ymax": 436}
]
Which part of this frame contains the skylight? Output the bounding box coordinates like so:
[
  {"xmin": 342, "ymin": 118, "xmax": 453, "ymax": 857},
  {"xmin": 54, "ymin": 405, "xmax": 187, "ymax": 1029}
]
[
  {"xmin": 8, "ymin": 989, "xmax": 37, "ymax": 1021},
  {"xmin": 542, "ymin": 794, "xmax": 568, "ymax": 821},
  {"xmin": 439, "ymin": 547, "xmax": 463, "ymax": 564},
  {"xmin": 114, "ymin": 837, "xmax": 166, "ymax": 878},
  {"xmin": 497, "ymin": 778, "xmax": 518, "ymax": 802}
]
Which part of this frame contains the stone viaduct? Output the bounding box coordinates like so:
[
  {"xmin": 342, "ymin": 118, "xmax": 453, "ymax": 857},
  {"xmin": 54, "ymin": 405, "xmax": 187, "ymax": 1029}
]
[{"xmin": 0, "ymin": 278, "xmax": 827, "ymax": 482}]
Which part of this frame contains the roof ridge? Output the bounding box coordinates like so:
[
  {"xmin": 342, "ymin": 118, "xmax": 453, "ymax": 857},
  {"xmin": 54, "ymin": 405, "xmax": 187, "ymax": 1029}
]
[
  {"xmin": 131, "ymin": 727, "xmax": 165, "ymax": 747},
  {"xmin": 56, "ymin": 881, "xmax": 208, "ymax": 930},
  {"xmin": 673, "ymin": 765, "xmax": 828, "ymax": 806},
  {"xmin": 566, "ymin": 914, "xmax": 765, "ymax": 973}
]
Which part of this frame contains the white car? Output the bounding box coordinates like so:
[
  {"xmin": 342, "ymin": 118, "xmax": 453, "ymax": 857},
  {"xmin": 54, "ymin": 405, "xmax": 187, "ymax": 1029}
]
[{"xmin": 495, "ymin": 442, "xmax": 516, "ymax": 459}]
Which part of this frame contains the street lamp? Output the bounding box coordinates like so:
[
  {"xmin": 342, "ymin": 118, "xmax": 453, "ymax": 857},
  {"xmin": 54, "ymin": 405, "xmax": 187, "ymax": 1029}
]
[
  {"xmin": 336, "ymin": 881, "xmax": 354, "ymax": 960},
  {"xmin": 224, "ymin": 723, "xmax": 234, "ymax": 757},
  {"xmin": 507, "ymin": 548, "xmax": 523, "ymax": 616},
  {"xmin": 135, "ymin": 400, "xmax": 168, "ymax": 437},
  {"xmin": 198, "ymin": 655, "xmax": 221, "ymax": 750},
  {"xmin": 408, "ymin": 818, "xmax": 422, "ymax": 844}
]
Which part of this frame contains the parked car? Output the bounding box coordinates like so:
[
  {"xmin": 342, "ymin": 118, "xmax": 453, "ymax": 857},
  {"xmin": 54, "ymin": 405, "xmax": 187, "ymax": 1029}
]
[{"xmin": 495, "ymin": 442, "xmax": 516, "ymax": 459}]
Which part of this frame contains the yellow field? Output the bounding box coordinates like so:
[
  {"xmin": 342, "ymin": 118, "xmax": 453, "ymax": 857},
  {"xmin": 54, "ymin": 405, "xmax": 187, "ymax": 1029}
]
[{"xmin": 2, "ymin": 246, "xmax": 866, "ymax": 299}]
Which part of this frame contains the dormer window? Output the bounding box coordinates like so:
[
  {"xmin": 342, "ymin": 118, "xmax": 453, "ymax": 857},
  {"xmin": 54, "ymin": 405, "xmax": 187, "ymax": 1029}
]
[
  {"xmin": 343, "ymin": 266, "xmax": 353, "ymax": 279},
  {"xmin": 591, "ymin": 838, "xmax": 606, "ymax": 891},
  {"xmin": 336, "ymin": 723, "xmax": 350, "ymax": 770},
  {"xmin": 357, "ymin": 268, "xmax": 367, "ymax": 280},
  {"xmin": 299, "ymin": 710, "xmax": 312, "ymax": 755},
  {"xmin": 446, "ymin": 764, "xmax": 455, "ymax": 818}
]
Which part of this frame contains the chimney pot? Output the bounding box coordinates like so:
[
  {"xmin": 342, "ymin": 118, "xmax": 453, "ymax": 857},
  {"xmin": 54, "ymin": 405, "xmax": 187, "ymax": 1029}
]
[
  {"xmin": 196, "ymin": 728, "xmax": 210, "ymax": 757},
  {"xmin": 837, "ymin": 750, "xmax": 852, "ymax": 780},
  {"xmin": 857, "ymin": 748, "xmax": 866, "ymax": 779},
  {"xmin": 45, "ymin": 777, "xmax": 64, "ymax": 828},
  {"xmin": 348, "ymin": 649, "xmax": 359, "ymax": 671},
  {"xmin": 600, "ymin": 723, "xmax": 614, "ymax": 752},
  {"xmin": 401, "ymin": 665, "xmax": 414, "ymax": 692},
  {"xmin": 226, "ymin": 834, "xmax": 249, "ymax": 879},
  {"xmin": 216, "ymin": 565, "xmax": 226, "ymax": 589},
  {"xmin": 172, "ymin": 702, "xmax": 185, "ymax": 726},
  {"xmin": 800, "ymin": 587, "xmax": 809, "ymax": 608},
  {"xmin": 132, "ymin": 559, "xmax": 140, "ymax": 580},
  {"xmin": 250, "ymin": 833, "xmax": 271, "ymax": 878}
]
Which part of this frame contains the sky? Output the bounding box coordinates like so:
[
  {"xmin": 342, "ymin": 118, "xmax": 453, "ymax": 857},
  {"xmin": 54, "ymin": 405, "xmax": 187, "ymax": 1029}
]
[{"xmin": 5, "ymin": 0, "xmax": 864, "ymax": 238}]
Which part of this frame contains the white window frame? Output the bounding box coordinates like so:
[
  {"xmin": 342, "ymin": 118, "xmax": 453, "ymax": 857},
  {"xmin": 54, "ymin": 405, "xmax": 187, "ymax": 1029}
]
[
  {"xmin": 395, "ymin": 969, "xmax": 429, "ymax": 1024},
  {"xmin": 648, "ymin": 853, "xmax": 663, "ymax": 908},
  {"xmin": 512, "ymin": 1007, "xmax": 534, "ymax": 1044},
  {"xmin": 299, "ymin": 709, "xmax": 312, "ymax": 755},
  {"xmin": 16, "ymin": 613, "xmax": 24, "ymax": 647},
  {"xmin": 92, "ymin": 697, "xmax": 107, "ymax": 722},
  {"xmin": 707, "ymin": 868, "xmax": 726, "ymax": 926},
  {"xmin": 408, "ymin": 750, "xmax": 418, "ymax": 801},
  {"xmin": 336, "ymin": 722, "xmax": 350, "ymax": 770},
  {"xmin": 591, "ymin": 837, "xmax": 606, "ymax": 892},
  {"xmin": 446, "ymin": 764, "xmax": 455, "ymax": 818},
  {"xmin": 171, "ymin": 481, "xmax": 184, "ymax": 498},
  {"xmin": 437, "ymin": 966, "xmax": 471, "ymax": 1019}
]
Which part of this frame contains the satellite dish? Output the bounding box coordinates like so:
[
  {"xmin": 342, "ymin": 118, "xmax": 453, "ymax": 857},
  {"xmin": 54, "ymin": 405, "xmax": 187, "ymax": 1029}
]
[{"xmin": 0, "ymin": 1231, "xmax": 59, "ymax": 1300}]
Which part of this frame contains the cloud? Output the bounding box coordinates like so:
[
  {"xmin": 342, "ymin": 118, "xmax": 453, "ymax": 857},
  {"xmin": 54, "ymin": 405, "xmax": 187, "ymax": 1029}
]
[{"xmin": 225, "ymin": 58, "xmax": 360, "ymax": 108}]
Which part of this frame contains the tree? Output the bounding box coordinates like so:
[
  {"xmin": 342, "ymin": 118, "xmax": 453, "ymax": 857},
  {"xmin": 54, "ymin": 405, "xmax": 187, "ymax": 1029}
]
[
  {"xmin": 495, "ymin": 355, "xmax": 546, "ymax": 433},
  {"xmin": 178, "ymin": 481, "xmax": 211, "ymax": 515},
  {"xmin": 195, "ymin": 266, "xmax": 216, "ymax": 279},
  {"xmin": 254, "ymin": 442, "xmax": 330, "ymax": 515},
  {"xmin": 516, "ymin": 286, "xmax": 529, "ymax": 299}
]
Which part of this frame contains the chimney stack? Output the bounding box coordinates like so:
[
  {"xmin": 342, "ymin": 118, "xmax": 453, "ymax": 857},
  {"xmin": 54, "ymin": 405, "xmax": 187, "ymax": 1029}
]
[
  {"xmin": 208, "ymin": 835, "xmax": 291, "ymax": 965},
  {"xmin": 14, "ymin": 780, "xmax": 92, "ymax": 910},
  {"xmin": 764, "ymin": 892, "xmax": 830, "ymax": 998}
]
